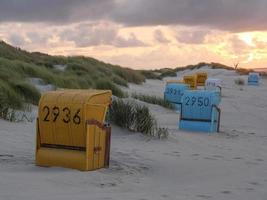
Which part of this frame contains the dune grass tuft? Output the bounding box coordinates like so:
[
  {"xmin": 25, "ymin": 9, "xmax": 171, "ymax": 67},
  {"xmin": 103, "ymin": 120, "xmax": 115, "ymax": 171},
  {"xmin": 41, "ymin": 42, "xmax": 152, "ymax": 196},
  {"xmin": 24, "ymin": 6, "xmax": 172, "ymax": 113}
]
[
  {"xmin": 234, "ymin": 78, "xmax": 245, "ymax": 85},
  {"xmin": 109, "ymin": 98, "xmax": 168, "ymax": 139},
  {"xmin": 11, "ymin": 81, "xmax": 41, "ymax": 105},
  {"xmin": 132, "ymin": 93, "xmax": 175, "ymax": 110},
  {"xmin": 0, "ymin": 80, "xmax": 23, "ymax": 120}
]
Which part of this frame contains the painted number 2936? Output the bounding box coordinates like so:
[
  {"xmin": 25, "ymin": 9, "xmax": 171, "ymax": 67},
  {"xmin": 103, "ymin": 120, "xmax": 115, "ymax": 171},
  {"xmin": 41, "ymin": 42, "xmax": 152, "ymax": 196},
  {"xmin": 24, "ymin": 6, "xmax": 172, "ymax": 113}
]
[
  {"xmin": 42, "ymin": 106, "xmax": 81, "ymax": 124},
  {"xmin": 185, "ymin": 96, "xmax": 210, "ymax": 107}
]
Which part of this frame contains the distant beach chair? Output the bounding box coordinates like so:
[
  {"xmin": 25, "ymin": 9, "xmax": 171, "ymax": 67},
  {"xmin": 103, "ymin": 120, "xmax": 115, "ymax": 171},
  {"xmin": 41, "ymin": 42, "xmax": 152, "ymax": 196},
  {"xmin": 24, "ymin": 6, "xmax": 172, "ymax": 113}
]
[
  {"xmin": 195, "ymin": 72, "xmax": 208, "ymax": 87},
  {"xmin": 205, "ymin": 78, "xmax": 222, "ymax": 96},
  {"xmin": 248, "ymin": 72, "xmax": 260, "ymax": 86},
  {"xmin": 183, "ymin": 75, "xmax": 197, "ymax": 89},
  {"xmin": 179, "ymin": 90, "xmax": 221, "ymax": 133},
  {"xmin": 164, "ymin": 82, "xmax": 189, "ymax": 111}
]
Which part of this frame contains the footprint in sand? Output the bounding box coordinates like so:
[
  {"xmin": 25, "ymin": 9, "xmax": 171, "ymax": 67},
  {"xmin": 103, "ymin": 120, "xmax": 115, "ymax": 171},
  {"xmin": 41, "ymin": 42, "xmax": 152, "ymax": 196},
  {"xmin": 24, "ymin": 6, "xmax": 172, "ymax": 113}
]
[
  {"xmin": 0, "ymin": 154, "xmax": 14, "ymax": 157},
  {"xmin": 203, "ymin": 157, "xmax": 218, "ymax": 160},
  {"xmin": 255, "ymin": 158, "xmax": 264, "ymax": 162},
  {"xmin": 163, "ymin": 152, "xmax": 180, "ymax": 157},
  {"xmin": 172, "ymin": 151, "xmax": 180, "ymax": 156},
  {"xmin": 99, "ymin": 182, "xmax": 117, "ymax": 188},
  {"xmin": 245, "ymin": 161, "xmax": 259, "ymax": 165},
  {"xmin": 212, "ymin": 155, "xmax": 224, "ymax": 158},
  {"xmin": 196, "ymin": 194, "xmax": 213, "ymax": 199},
  {"xmin": 160, "ymin": 194, "xmax": 169, "ymax": 198},
  {"xmin": 220, "ymin": 190, "xmax": 232, "ymax": 194},
  {"xmin": 249, "ymin": 182, "xmax": 261, "ymax": 186},
  {"xmin": 244, "ymin": 187, "xmax": 255, "ymax": 192},
  {"xmin": 0, "ymin": 154, "xmax": 15, "ymax": 163},
  {"xmin": 108, "ymin": 156, "xmax": 150, "ymax": 177},
  {"xmin": 102, "ymin": 197, "xmax": 113, "ymax": 200},
  {"xmin": 233, "ymin": 157, "xmax": 243, "ymax": 160}
]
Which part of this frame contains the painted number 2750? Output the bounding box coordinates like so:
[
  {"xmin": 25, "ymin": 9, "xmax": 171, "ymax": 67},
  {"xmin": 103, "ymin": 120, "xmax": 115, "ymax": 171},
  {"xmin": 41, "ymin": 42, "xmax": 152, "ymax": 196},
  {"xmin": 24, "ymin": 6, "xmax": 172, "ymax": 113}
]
[{"xmin": 42, "ymin": 106, "xmax": 81, "ymax": 125}]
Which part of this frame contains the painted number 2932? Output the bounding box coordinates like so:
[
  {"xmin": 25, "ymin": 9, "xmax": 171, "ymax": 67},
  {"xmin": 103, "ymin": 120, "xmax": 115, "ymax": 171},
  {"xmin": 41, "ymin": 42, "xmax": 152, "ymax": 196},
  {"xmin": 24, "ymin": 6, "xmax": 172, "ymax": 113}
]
[
  {"xmin": 42, "ymin": 106, "xmax": 81, "ymax": 124},
  {"xmin": 185, "ymin": 96, "xmax": 210, "ymax": 107}
]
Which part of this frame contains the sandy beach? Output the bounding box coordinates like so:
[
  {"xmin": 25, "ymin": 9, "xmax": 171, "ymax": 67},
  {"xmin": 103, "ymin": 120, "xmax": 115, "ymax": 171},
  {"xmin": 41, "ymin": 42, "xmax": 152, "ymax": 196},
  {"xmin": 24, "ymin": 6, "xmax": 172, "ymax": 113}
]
[{"xmin": 1, "ymin": 67, "xmax": 267, "ymax": 200}]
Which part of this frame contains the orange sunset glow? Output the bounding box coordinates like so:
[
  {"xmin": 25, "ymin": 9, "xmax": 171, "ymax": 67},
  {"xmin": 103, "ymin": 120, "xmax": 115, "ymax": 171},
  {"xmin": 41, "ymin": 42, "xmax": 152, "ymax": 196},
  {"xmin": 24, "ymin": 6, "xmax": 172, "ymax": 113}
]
[{"xmin": 1, "ymin": 1, "xmax": 267, "ymax": 69}]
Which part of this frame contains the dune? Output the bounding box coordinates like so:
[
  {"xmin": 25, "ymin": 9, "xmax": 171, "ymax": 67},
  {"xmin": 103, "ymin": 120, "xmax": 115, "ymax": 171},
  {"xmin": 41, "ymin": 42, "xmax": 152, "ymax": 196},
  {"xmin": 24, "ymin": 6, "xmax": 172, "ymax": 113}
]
[{"xmin": 1, "ymin": 66, "xmax": 267, "ymax": 200}]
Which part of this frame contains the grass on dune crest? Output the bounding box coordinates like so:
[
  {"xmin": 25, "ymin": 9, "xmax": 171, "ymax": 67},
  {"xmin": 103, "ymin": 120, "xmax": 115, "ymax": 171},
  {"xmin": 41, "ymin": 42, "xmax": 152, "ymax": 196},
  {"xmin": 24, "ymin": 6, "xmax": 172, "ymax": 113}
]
[
  {"xmin": 0, "ymin": 40, "xmax": 147, "ymax": 120},
  {"xmin": 1, "ymin": 41, "xmax": 252, "ymax": 123}
]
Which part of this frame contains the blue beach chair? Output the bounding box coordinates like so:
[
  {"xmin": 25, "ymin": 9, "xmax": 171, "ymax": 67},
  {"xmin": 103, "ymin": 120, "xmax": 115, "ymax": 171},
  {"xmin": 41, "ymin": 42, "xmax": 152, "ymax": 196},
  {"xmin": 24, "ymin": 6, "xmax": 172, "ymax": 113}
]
[
  {"xmin": 248, "ymin": 72, "xmax": 260, "ymax": 86},
  {"xmin": 164, "ymin": 83, "xmax": 189, "ymax": 111},
  {"xmin": 179, "ymin": 90, "xmax": 221, "ymax": 133}
]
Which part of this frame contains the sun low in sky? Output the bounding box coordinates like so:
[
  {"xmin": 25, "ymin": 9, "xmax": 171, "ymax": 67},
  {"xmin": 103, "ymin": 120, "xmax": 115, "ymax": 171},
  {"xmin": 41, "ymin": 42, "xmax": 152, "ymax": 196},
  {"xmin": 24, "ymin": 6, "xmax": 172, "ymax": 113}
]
[{"xmin": 1, "ymin": 0, "xmax": 267, "ymax": 69}]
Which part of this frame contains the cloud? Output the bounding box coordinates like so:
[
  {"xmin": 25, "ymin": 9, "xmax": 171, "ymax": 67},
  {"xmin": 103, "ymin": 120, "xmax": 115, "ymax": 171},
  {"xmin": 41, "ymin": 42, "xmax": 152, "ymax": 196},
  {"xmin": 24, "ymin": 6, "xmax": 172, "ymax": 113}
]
[
  {"xmin": 60, "ymin": 22, "xmax": 147, "ymax": 48},
  {"xmin": 176, "ymin": 30, "xmax": 209, "ymax": 44},
  {"xmin": 0, "ymin": 0, "xmax": 267, "ymax": 31},
  {"xmin": 253, "ymin": 39, "xmax": 267, "ymax": 49},
  {"xmin": 60, "ymin": 22, "xmax": 117, "ymax": 47},
  {"xmin": 154, "ymin": 29, "xmax": 170, "ymax": 43},
  {"xmin": 8, "ymin": 33, "xmax": 27, "ymax": 46},
  {"xmin": 112, "ymin": 0, "xmax": 267, "ymax": 32},
  {"xmin": 230, "ymin": 35, "xmax": 250, "ymax": 54},
  {"xmin": 113, "ymin": 33, "xmax": 147, "ymax": 47},
  {"xmin": 102, "ymin": 45, "xmax": 229, "ymax": 69},
  {"xmin": 27, "ymin": 32, "xmax": 50, "ymax": 44},
  {"xmin": 0, "ymin": 0, "xmax": 113, "ymax": 23}
]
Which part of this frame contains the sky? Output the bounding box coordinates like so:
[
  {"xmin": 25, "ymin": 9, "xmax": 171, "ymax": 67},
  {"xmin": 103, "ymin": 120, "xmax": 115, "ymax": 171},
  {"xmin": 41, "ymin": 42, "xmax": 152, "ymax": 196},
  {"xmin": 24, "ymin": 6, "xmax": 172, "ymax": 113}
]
[{"xmin": 1, "ymin": 0, "xmax": 267, "ymax": 69}]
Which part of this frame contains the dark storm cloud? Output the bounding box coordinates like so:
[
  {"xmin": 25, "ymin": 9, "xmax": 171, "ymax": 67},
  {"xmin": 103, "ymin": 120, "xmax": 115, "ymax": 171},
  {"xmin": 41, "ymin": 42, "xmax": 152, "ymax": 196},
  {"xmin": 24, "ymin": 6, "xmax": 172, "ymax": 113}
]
[
  {"xmin": 0, "ymin": 0, "xmax": 113, "ymax": 23},
  {"xmin": 0, "ymin": 0, "xmax": 267, "ymax": 31},
  {"xmin": 112, "ymin": 0, "xmax": 267, "ymax": 31}
]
